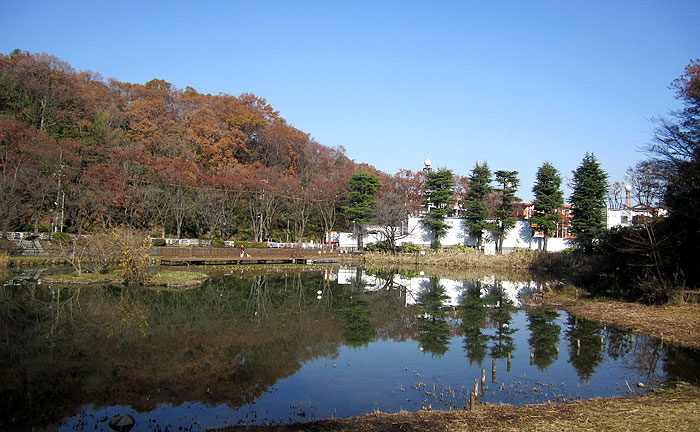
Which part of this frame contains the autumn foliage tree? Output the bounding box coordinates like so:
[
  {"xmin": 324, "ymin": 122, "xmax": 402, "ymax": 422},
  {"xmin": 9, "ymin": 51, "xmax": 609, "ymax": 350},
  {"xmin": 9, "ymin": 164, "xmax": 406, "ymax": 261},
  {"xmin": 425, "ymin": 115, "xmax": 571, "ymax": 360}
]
[{"xmin": 1, "ymin": 51, "xmax": 379, "ymax": 244}]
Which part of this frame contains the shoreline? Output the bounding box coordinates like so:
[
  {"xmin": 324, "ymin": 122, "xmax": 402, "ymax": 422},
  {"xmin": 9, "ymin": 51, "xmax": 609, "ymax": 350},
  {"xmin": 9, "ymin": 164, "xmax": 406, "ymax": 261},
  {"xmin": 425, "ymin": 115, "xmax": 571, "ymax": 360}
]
[
  {"xmin": 547, "ymin": 298, "xmax": 700, "ymax": 350},
  {"xmin": 214, "ymin": 384, "xmax": 700, "ymax": 431}
]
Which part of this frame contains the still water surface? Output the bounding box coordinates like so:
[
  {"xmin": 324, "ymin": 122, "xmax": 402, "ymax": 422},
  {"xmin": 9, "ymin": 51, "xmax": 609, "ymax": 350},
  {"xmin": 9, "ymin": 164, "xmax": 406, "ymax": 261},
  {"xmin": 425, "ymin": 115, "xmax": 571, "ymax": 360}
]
[{"xmin": 1, "ymin": 268, "xmax": 698, "ymax": 431}]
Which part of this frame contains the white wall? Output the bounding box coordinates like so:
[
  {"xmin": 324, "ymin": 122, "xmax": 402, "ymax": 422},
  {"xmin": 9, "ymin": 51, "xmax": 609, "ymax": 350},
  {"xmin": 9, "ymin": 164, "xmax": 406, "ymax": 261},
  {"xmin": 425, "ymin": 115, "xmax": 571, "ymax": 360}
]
[{"xmin": 339, "ymin": 217, "xmax": 573, "ymax": 252}]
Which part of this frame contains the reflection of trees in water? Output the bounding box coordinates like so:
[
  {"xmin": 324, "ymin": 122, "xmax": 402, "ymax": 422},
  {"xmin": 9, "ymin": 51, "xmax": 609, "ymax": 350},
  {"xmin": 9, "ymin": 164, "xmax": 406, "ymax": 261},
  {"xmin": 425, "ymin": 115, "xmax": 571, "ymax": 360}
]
[
  {"xmin": 662, "ymin": 344, "xmax": 700, "ymax": 386},
  {"xmin": 459, "ymin": 280, "xmax": 490, "ymax": 365},
  {"xmin": 605, "ymin": 326, "xmax": 634, "ymax": 360},
  {"xmin": 565, "ymin": 316, "xmax": 604, "ymax": 382},
  {"xmin": 526, "ymin": 308, "xmax": 561, "ymax": 370},
  {"xmin": 605, "ymin": 330, "xmax": 700, "ymax": 387},
  {"xmin": 418, "ymin": 278, "xmax": 450, "ymax": 356},
  {"xmin": 0, "ymin": 272, "xmax": 344, "ymax": 431},
  {"xmin": 363, "ymin": 269, "xmax": 414, "ymax": 342},
  {"xmin": 485, "ymin": 282, "xmax": 517, "ymax": 359},
  {"xmin": 340, "ymin": 296, "xmax": 376, "ymax": 347}
]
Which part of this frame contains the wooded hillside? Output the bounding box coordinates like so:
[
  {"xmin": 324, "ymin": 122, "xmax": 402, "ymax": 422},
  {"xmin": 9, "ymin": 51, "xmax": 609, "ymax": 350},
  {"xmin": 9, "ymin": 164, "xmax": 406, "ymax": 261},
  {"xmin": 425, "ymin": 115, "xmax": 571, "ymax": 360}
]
[{"xmin": 1, "ymin": 50, "xmax": 403, "ymax": 241}]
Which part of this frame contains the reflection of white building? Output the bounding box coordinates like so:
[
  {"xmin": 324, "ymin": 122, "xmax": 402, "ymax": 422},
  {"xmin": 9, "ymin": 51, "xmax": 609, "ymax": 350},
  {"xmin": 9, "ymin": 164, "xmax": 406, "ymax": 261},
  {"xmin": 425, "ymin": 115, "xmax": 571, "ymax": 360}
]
[{"xmin": 336, "ymin": 268, "xmax": 536, "ymax": 307}]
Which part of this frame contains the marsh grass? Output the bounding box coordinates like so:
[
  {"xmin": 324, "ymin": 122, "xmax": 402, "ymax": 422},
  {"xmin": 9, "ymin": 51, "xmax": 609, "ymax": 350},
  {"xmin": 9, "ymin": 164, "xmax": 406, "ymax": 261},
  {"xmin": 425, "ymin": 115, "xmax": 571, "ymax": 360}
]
[{"xmin": 363, "ymin": 248, "xmax": 592, "ymax": 273}]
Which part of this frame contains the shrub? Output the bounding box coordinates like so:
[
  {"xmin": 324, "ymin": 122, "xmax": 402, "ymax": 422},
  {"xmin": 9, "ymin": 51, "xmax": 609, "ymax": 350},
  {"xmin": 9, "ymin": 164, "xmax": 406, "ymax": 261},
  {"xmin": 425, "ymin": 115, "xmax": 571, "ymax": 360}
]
[
  {"xmin": 593, "ymin": 221, "xmax": 685, "ymax": 303},
  {"xmin": 563, "ymin": 246, "xmax": 580, "ymax": 256},
  {"xmin": 400, "ymin": 243, "xmax": 423, "ymax": 253},
  {"xmin": 51, "ymin": 232, "xmax": 71, "ymax": 244},
  {"xmin": 235, "ymin": 241, "xmax": 267, "ymax": 249},
  {"xmin": 0, "ymin": 239, "xmax": 15, "ymax": 252},
  {"xmin": 114, "ymin": 228, "xmax": 152, "ymax": 285},
  {"xmin": 150, "ymin": 238, "xmax": 166, "ymax": 247},
  {"xmin": 365, "ymin": 241, "xmax": 390, "ymax": 252},
  {"xmin": 212, "ymin": 239, "xmax": 225, "ymax": 248}
]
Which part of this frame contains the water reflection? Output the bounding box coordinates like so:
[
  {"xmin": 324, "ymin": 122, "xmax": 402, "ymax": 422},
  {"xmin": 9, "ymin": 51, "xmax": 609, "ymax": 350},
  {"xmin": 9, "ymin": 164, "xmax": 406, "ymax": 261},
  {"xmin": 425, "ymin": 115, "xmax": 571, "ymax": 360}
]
[
  {"xmin": 485, "ymin": 282, "xmax": 517, "ymax": 360},
  {"xmin": 0, "ymin": 268, "xmax": 698, "ymax": 431},
  {"xmin": 417, "ymin": 278, "xmax": 450, "ymax": 356},
  {"xmin": 459, "ymin": 281, "xmax": 489, "ymax": 365},
  {"xmin": 527, "ymin": 308, "xmax": 561, "ymax": 370},
  {"xmin": 340, "ymin": 297, "xmax": 375, "ymax": 347},
  {"xmin": 565, "ymin": 316, "xmax": 605, "ymax": 382}
]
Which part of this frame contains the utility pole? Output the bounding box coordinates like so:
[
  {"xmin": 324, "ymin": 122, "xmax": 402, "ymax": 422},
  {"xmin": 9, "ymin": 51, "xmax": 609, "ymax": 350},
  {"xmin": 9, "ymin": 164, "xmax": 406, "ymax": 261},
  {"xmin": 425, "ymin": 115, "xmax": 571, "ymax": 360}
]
[{"xmin": 53, "ymin": 151, "xmax": 64, "ymax": 237}]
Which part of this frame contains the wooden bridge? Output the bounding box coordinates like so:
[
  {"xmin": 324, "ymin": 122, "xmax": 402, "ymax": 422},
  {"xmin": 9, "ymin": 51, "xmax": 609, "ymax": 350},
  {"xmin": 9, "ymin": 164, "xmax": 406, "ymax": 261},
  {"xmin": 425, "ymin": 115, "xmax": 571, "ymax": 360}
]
[{"xmin": 159, "ymin": 246, "xmax": 340, "ymax": 266}]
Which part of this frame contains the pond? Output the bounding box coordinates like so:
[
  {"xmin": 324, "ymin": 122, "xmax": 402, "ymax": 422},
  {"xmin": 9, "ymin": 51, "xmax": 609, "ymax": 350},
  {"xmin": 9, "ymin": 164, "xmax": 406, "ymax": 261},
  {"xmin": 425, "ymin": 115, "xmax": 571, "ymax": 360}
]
[{"xmin": 1, "ymin": 267, "xmax": 698, "ymax": 431}]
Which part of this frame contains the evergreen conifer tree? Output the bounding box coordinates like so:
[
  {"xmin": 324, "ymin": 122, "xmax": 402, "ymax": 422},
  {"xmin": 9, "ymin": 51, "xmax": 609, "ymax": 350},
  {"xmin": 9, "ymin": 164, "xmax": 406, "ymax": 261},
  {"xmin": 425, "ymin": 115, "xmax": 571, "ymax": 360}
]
[
  {"xmin": 490, "ymin": 170, "xmax": 520, "ymax": 254},
  {"xmin": 464, "ymin": 162, "xmax": 493, "ymax": 249},
  {"xmin": 570, "ymin": 153, "xmax": 609, "ymax": 252},
  {"xmin": 344, "ymin": 171, "xmax": 382, "ymax": 250},
  {"xmin": 531, "ymin": 162, "xmax": 563, "ymax": 252},
  {"xmin": 422, "ymin": 169, "xmax": 455, "ymax": 249}
]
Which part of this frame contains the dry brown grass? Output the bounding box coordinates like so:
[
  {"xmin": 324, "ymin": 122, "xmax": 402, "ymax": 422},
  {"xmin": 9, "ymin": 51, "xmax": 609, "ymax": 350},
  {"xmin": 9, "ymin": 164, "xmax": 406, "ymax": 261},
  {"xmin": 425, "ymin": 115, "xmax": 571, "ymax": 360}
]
[
  {"xmin": 213, "ymin": 384, "xmax": 700, "ymax": 432},
  {"xmin": 362, "ymin": 249, "xmax": 592, "ymax": 273},
  {"xmin": 555, "ymin": 300, "xmax": 700, "ymax": 350}
]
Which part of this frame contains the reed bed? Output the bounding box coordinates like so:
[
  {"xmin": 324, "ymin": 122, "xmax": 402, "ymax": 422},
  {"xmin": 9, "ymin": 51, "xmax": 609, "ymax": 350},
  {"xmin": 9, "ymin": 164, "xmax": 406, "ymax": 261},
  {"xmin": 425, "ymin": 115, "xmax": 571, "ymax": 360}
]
[{"xmin": 362, "ymin": 248, "xmax": 592, "ymax": 273}]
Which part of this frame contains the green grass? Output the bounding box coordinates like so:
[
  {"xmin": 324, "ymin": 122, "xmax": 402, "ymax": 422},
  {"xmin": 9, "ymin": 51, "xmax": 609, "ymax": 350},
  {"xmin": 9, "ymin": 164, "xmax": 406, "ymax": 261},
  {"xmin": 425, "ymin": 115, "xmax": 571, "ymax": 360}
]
[
  {"xmin": 148, "ymin": 270, "xmax": 208, "ymax": 287},
  {"xmin": 44, "ymin": 269, "xmax": 209, "ymax": 287},
  {"xmin": 44, "ymin": 270, "xmax": 123, "ymax": 285}
]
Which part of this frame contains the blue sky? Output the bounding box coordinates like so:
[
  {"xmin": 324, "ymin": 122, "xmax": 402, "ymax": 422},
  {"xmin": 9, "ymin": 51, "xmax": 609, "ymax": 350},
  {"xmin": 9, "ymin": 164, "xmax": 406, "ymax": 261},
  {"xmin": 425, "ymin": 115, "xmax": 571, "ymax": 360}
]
[{"xmin": 2, "ymin": 1, "xmax": 698, "ymax": 200}]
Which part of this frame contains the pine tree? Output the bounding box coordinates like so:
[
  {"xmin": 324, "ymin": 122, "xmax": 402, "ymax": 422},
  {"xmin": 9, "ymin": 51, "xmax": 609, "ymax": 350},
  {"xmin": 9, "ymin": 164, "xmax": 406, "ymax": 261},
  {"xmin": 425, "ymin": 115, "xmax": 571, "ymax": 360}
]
[
  {"xmin": 344, "ymin": 171, "xmax": 382, "ymax": 250},
  {"xmin": 464, "ymin": 162, "xmax": 493, "ymax": 249},
  {"xmin": 422, "ymin": 169, "xmax": 455, "ymax": 248},
  {"xmin": 531, "ymin": 162, "xmax": 563, "ymax": 252},
  {"xmin": 490, "ymin": 170, "xmax": 520, "ymax": 254},
  {"xmin": 570, "ymin": 153, "xmax": 608, "ymax": 252}
]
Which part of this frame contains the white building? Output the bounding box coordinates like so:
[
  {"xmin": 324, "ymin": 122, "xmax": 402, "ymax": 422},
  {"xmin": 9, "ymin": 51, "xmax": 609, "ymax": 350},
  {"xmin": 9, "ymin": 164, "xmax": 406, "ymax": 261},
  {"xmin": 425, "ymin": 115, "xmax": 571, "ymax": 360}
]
[
  {"xmin": 338, "ymin": 206, "xmax": 663, "ymax": 253},
  {"xmin": 339, "ymin": 216, "xmax": 574, "ymax": 252}
]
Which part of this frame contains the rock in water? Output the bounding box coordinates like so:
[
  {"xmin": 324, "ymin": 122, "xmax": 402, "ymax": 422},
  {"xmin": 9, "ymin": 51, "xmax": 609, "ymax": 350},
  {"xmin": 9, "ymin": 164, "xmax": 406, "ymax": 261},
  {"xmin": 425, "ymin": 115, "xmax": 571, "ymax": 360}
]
[{"xmin": 108, "ymin": 414, "xmax": 135, "ymax": 432}]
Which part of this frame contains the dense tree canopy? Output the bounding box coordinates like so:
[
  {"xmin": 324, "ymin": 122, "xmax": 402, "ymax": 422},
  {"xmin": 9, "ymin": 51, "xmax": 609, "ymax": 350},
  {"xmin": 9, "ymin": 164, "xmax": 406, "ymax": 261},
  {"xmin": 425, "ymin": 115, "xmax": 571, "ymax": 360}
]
[{"xmin": 0, "ymin": 51, "xmax": 378, "ymax": 241}]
